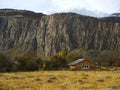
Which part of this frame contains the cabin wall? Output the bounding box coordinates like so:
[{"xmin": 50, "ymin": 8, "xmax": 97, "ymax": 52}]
[
  {"xmin": 69, "ymin": 66, "xmax": 75, "ymax": 69},
  {"xmin": 75, "ymin": 61, "xmax": 96, "ymax": 69}
]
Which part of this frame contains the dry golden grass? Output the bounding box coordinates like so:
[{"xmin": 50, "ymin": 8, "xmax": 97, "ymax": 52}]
[{"xmin": 0, "ymin": 70, "xmax": 120, "ymax": 90}]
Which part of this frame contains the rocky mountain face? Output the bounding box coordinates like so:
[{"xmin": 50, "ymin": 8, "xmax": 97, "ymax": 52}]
[
  {"xmin": 0, "ymin": 9, "xmax": 120, "ymax": 58},
  {"xmin": 111, "ymin": 13, "xmax": 120, "ymax": 17}
]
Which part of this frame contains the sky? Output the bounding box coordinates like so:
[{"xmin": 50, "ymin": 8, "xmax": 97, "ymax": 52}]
[{"xmin": 0, "ymin": 0, "xmax": 120, "ymax": 17}]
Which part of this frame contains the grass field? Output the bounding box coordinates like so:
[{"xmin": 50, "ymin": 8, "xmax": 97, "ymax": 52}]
[{"xmin": 0, "ymin": 70, "xmax": 120, "ymax": 90}]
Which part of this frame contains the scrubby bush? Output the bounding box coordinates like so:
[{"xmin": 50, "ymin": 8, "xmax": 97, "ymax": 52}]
[
  {"xmin": 16, "ymin": 54, "xmax": 40, "ymax": 71},
  {"xmin": 0, "ymin": 53, "xmax": 13, "ymax": 72},
  {"xmin": 42, "ymin": 48, "xmax": 68, "ymax": 70}
]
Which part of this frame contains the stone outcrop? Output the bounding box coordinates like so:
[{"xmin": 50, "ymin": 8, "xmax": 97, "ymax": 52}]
[{"xmin": 0, "ymin": 9, "xmax": 120, "ymax": 57}]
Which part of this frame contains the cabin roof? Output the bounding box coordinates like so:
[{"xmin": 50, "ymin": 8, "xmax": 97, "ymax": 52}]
[
  {"xmin": 68, "ymin": 59, "xmax": 85, "ymax": 66},
  {"xmin": 67, "ymin": 59, "xmax": 97, "ymax": 66}
]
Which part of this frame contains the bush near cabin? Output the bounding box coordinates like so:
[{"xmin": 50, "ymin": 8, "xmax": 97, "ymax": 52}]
[{"xmin": 42, "ymin": 48, "xmax": 68, "ymax": 70}]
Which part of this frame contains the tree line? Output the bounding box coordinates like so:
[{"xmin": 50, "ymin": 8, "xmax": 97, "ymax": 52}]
[
  {"xmin": 0, "ymin": 49, "xmax": 120, "ymax": 72},
  {"xmin": 0, "ymin": 49, "xmax": 68, "ymax": 72}
]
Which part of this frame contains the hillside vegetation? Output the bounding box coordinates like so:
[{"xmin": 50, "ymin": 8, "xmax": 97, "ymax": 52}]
[{"xmin": 0, "ymin": 49, "xmax": 120, "ymax": 72}]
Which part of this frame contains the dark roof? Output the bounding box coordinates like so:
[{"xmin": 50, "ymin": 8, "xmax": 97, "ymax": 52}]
[{"xmin": 68, "ymin": 59, "xmax": 85, "ymax": 66}]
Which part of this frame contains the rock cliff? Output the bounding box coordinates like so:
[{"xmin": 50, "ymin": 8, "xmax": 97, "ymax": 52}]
[{"xmin": 0, "ymin": 9, "xmax": 120, "ymax": 57}]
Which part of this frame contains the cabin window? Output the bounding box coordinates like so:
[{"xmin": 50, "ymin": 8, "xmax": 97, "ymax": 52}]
[{"xmin": 81, "ymin": 65, "xmax": 89, "ymax": 69}]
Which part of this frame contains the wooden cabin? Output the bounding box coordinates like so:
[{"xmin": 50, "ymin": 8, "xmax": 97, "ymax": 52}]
[{"xmin": 68, "ymin": 59, "xmax": 97, "ymax": 70}]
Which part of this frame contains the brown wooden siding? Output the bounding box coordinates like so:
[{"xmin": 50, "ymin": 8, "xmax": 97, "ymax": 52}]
[{"xmin": 69, "ymin": 60, "xmax": 97, "ymax": 70}]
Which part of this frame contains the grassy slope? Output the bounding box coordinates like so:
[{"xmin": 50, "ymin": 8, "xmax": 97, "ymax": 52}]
[{"xmin": 0, "ymin": 70, "xmax": 120, "ymax": 90}]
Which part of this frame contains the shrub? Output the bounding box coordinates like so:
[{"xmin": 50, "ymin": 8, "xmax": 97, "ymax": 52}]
[
  {"xmin": 16, "ymin": 55, "xmax": 40, "ymax": 71},
  {"xmin": 0, "ymin": 53, "xmax": 13, "ymax": 72},
  {"xmin": 96, "ymin": 78, "xmax": 105, "ymax": 82},
  {"xmin": 106, "ymin": 84, "xmax": 120, "ymax": 89},
  {"xmin": 42, "ymin": 49, "xmax": 68, "ymax": 70}
]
